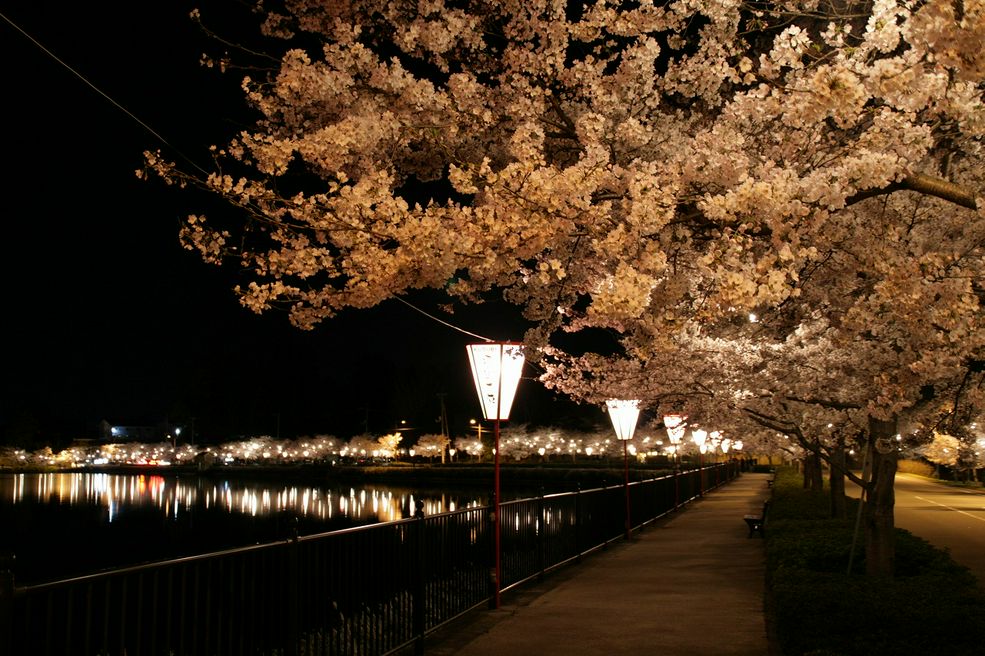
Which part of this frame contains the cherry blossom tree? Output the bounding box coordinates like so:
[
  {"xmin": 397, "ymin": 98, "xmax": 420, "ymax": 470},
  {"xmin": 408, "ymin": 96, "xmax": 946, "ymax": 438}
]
[
  {"xmin": 917, "ymin": 432, "xmax": 960, "ymax": 470},
  {"xmin": 919, "ymin": 429, "xmax": 985, "ymax": 480},
  {"xmin": 344, "ymin": 434, "xmax": 378, "ymax": 458},
  {"xmin": 376, "ymin": 432, "xmax": 402, "ymax": 459},
  {"xmin": 145, "ymin": 0, "xmax": 985, "ymax": 575},
  {"xmin": 498, "ymin": 424, "xmax": 549, "ymax": 461},
  {"xmin": 453, "ymin": 436, "xmax": 484, "ymax": 460},
  {"xmin": 414, "ymin": 433, "xmax": 450, "ymax": 461}
]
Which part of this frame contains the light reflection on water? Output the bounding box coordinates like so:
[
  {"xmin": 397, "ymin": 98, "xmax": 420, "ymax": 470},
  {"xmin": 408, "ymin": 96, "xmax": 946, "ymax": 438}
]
[
  {"xmin": 3, "ymin": 472, "xmax": 485, "ymax": 525},
  {"xmin": 0, "ymin": 472, "xmax": 491, "ymax": 584}
]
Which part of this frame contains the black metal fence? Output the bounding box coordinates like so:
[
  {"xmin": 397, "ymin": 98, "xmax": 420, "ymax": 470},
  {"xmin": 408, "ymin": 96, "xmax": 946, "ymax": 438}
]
[{"xmin": 0, "ymin": 463, "xmax": 738, "ymax": 655}]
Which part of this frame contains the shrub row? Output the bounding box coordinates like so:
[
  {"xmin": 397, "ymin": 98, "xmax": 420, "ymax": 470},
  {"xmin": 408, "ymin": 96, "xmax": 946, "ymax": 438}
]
[{"xmin": 766, "ymin": 468, "xmax": 985, "ymax": 655}]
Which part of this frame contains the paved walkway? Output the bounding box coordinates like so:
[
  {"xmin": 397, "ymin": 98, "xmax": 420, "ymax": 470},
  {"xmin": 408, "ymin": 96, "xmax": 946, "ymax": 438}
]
[{"xmin": 417, "ymin": 472, "xmax": 774, "ymax": 656}]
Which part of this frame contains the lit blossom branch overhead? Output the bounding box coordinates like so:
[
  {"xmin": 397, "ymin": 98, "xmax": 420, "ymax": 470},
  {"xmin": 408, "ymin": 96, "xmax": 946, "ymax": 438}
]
[{"xmin": 145, "ymin": 0, "xmax": 985, "ymax": 452}]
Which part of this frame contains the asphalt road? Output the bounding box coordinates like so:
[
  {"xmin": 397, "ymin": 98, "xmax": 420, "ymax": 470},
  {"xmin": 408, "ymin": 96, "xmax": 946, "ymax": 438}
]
[{"xmin": 849, "ymin": 473, "xmax": 985, "ymax": 585}]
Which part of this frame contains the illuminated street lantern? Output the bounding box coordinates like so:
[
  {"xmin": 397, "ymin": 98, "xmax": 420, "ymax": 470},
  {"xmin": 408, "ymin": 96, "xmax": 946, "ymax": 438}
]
[
  {"xmin": 607, "ymin": 399, "xmax": 640, "ymax": 441},
  {"xmin": 692, "ymin": 428, "xmax": 708, "ymax": 496},
  {"xmin": 664, "ymin": 414, "xmax": 687, "ymax": 506},
  {"xmin": 607, "ymin": 399, "xmax": 641, "ymax": 539},
  {"xmin": 467, "ymin": 342, "xmax": 524, "ymax": 610},
  {"xmin": 708, "ymin": 431, "xmax": 722, "ymax": 459},
  {"xmin": 664, "ymin": 414, "xmax": 687, "ymax": 446},
  {"xmin": 692, "ymin": 428, "xmax": 708, "ymax": 451},
  {"xmin": 467, "ymin": 343, "xmax": 524, "ymax": 422}
]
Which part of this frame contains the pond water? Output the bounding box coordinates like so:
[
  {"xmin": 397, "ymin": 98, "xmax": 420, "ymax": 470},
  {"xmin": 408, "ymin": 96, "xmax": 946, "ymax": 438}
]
[{"xmin": 0, "ymin": 472, "xmax": 488, "ymax": 585}]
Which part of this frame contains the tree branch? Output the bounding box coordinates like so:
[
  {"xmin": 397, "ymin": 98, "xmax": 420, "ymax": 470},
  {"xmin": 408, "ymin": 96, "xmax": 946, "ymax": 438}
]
[
  {"xmin": 783, "ymin": 395, "xmax": 862, "ymax": 410},
  {"xmin": 847, "ymin": 172, "xmax": 978, "ymax": 210},
  {"xmin": 743, "ymin": 407, "xmax": 799, "ymax": 433}
]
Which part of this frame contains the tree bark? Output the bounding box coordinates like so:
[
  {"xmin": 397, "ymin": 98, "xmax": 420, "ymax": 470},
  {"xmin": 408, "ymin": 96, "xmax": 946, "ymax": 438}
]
[
  {"xmin": 846, "ymin": 172, "xmax": 978, "ymax": 209},
  {"xmin": 864, "ymin": 416, "xmax": 898, "ymax": 577},
  {"xmin": 803, "ymin": 445, "xmax": 824, "ymax": 491},
  {"xmin": 829, "ymin": 441, "xmax": 847, "ymax": 519}
]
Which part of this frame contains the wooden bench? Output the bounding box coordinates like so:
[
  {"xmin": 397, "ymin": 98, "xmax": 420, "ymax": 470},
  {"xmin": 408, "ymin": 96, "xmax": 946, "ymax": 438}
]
[
  {"xmin": 766, "ymin": 469, "xmax": 777, "ymax": 488},
  {"xmin": 743, "ymin": 500, "xmax": 770, "ymax": 538}
]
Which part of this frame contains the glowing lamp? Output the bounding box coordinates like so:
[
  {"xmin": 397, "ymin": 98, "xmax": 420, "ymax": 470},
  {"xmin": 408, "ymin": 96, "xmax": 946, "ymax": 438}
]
[
  {"xmin": 607, "ymin": 398, "xmax": 641, "ymax": 540},
  {"xmin": 467, "ymin": 343, "xmax": 525, "ymax": 420},
  {"xmin": 467, "ymin": 341, "xmax": 524, "ymax": 611},
  {"xmin": 606, "ymin": 399, "xmax": 641, "ymax": 441},
  {"xmin": 692, "ymin": 428, "xmax": 709, "ymax": 496},
  {"xmin": 663, "ymin": 413, "xmax": 688, "ymax": 502},
  {"xmin": 664, "ymin": 414, "xmax": 687, "ymax": 444},
  {"xmin": 664, "ymin": 414, "xmax": 686, "ymax": 428}
]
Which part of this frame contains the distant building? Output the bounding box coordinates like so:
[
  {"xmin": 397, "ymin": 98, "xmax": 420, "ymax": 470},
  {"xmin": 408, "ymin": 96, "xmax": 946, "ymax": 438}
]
[{"xmin": 98, "ymin": 420, "xmax": 184, "ymax": 443}]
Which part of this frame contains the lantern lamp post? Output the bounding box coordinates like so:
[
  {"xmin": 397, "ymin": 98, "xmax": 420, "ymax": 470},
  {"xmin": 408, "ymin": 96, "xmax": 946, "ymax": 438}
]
[
  {"xmin": 732, "ymin": 439, "xmax": 744, "ymax": 472},
  {"xmin": 467, "ymin": 342, "xmax": 524, "ymax": 610},
  {"xmin": 708, "ymin": 431, "xmax": 723, "ymax": 483},
  {"xmin": 709, "ymin": 431, "xmax": 721, "ymax": 459},
  {"xmin": 664, "ymin": 414, "xmax": 687, "ymax": 507},
  {"xmin": 607, "ymin": 399, "xmax": 641, "ymax": 540},
  {"xmin": 692, "ymin": 428, "xmax": 708, "ymax": 496}
]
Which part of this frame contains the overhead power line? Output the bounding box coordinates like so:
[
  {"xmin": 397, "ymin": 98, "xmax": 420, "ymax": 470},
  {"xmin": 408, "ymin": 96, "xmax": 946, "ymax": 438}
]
[{"xmin": 0, "ymin": 9, "xmax": 209, "ymax": 176}]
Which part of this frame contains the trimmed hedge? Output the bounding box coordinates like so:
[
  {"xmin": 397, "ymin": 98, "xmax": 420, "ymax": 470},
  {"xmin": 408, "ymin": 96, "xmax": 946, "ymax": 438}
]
[{"xmin": 766, "ymin": 468, "xmax": 985, "ymax": 655}]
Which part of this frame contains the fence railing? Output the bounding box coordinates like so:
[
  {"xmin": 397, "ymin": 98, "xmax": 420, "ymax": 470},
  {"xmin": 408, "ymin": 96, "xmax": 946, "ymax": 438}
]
[{"xmin": 0, "ymin": 462, "xmax": 739, "ymax": 655}]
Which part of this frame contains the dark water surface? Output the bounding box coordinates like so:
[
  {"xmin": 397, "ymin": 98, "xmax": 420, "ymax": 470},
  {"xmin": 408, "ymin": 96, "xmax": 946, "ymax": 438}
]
[{"xmin": 0, "ymin": 472, "xmax": 488, "ymax": 585}]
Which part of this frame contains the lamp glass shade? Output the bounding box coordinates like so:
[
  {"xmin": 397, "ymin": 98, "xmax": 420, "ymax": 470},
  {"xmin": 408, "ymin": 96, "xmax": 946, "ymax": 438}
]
[
  {"xmin": 467, "ymin": 343, "xmax": 525, "ymax": 420},
  {"xmin": 606, "ymin": 399, "xmax": 640, "ymax": 441},
  {"xmin": 692, "ymin": 429, "xmax": 708, "ymax": 447},
  {"xmin": 664, "ymin": 415, "xmax": 687, "ymax": 444},
  {"xmin": 663, "ymin": 414, "xmax": 686, "ymax": 429}
]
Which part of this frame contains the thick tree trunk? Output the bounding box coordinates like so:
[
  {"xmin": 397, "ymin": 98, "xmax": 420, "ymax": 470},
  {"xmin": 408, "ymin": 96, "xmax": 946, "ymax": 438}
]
[
  {"xmin": 864, "ymin": 416, "xmax": 898, "ymax": 577},
  {"xmin": 803, "ymin": 446, "xmax": 823, "ymax": 491},
  {"xmin": 829, "ymin": 442, "xmax": 847, "ymax": 519}
]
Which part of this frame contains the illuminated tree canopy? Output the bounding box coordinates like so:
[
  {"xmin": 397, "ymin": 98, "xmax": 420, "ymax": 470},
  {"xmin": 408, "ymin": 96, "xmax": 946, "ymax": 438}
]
[
  {"xmin": 145, "ymin": 0, "xmax": 985, "ymax": 573},
  {"xmin": 148, "ymin": 0, "xmax": 983, "ymax": 341}
]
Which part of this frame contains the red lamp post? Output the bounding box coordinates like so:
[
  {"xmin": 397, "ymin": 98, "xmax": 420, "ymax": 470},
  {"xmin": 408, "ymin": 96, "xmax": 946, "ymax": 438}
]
[
  {"xmin": 664, "ymin": 414, "xmax": 687, "ymax": 507},
  {"xmin": 607, "ymin": 399, "xmax": 641, "ymax": 540},
  {"xmin": 467, "ymin": 342, "xmax": 524, "ymax": 610},
  {"xmin": 692, "ymin": 428, "xmax": 708, "ymax": 496}
]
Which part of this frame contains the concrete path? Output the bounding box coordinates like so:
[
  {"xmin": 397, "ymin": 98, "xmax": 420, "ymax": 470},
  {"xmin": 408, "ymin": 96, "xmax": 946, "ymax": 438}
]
[{"xmin": 417, "ymin": 472, "xmax": 774, "ymax": 656}]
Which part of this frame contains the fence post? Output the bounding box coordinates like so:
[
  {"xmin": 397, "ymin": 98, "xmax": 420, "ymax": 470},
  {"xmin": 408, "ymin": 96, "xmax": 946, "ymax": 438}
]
[
  {"xmin": 0, "ymin": 553, "xmax": 13, "ymax": 656},
  {"xmin": 413, "ymin": 500, "xmax": 426, "ymax": 656},
  {"xmin": 537, "ymin": 488, "xmax": 546, "ymax": 581},
  {"xmin": 287, "ymin": 517, "xmax": 300, "ymax": 656},
  {"xmin": 600, "ymin": 482, "xmax": 610, "ymax": 550},
  {"xmin": 487, "ymin": 500, "xmax": 497, "ymax": 610},
  {"xmin": 574, "ymin": 485, "xmax": 582, "ymax": 563}
]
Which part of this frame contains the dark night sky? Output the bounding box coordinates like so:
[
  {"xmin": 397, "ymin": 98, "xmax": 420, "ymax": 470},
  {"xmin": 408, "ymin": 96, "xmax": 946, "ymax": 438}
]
[{"xmin": 0, "ymin": 2, "xmax": 600, "ymax": 446}]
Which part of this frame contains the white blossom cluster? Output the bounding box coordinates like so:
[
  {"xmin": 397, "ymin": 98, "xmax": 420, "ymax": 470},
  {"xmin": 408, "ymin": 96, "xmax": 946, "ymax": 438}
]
[
  {"xmin": 144, "ymin": 1, "xmax": 985, "ymax": 468},
  {"xmin": 5, "ymin": 424, "xmax": 765, "ymax": 469}
]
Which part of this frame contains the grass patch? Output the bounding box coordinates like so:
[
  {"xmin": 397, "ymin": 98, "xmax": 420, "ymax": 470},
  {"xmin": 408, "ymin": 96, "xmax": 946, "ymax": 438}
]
[{"xmin": 766, "ymin": 468, "xmax": 985, "ymax": 655}]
